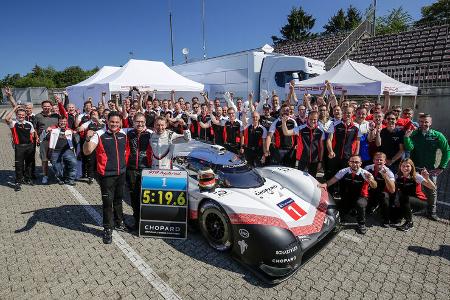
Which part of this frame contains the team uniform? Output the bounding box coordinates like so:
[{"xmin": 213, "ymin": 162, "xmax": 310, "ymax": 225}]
[
  {"xmin": 90, "ymin": 128, "xmax": 128, "ymax": 231},
  {"xmin": 222, "ymin": 119, "xmax": 243, "ymax": 154},
  {"xmin": 269, "ymin": 117, "xmax": 297, "ymax": 166},
  {"xmin": 241, "ymin": 124, "xmax": 267, "ymax": 167},
  {"xmin": 292, "ymin": 124, "xmax": 324, "ymax": 177},
  {"xmin": 78, "ymin": 120, "xmax": 105, "ymax": 180},
  {"xmin": 124, "ymin": 128, "xmax": 153, "ymax": 228},
  {"xmin": 9, "ymin": 120, "xmax": 35, "ymax": 185},
  {"xmin": 364, "ymin": 164, "xmax": 395, "ymax": 224},
  {"xmin": 395, "ymin": 174, "xmax": 427, "ymax": 225},
  {"xmin": 46, "ymin": 127, "xmax": 78, "ymax": 184},
  {"xmin": 334, "ymin": 167, "xmax": 372, "ymax": 227}
]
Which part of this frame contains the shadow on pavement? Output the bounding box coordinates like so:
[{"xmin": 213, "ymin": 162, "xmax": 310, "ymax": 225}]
[
  {"xmin": 163, "ymin": 226, "xmax": 272, "ymax": 288},
  {"xmin": 0, "ymin": 169, "xmax": 17, "ymax": 188},
  {"xmin": 408, "ymin": 245, "xmax": 450, "ymax": 262},
  {"xmin": 14, "ymin": 204, "xmax": 103, "ymax": 237}
]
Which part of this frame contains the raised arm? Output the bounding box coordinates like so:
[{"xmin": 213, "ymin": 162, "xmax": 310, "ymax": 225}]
[
  {"xmin": 4, "ymin": 105, "xmax": 18, "ymax": 124},
  {"xmin": 281, "ymin": 115, "xmax": 294, "ymax": 136},
  {"xmin": 382, "ymin": 90, "xmax": 390, "ymax": 114},
  {"xmin": 4, "ymin": 87, "xmax": 17, "ymax": 107}
]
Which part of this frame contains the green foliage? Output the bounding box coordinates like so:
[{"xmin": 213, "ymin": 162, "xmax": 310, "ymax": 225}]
[
  {"xmin": 375, "ymin": 7, "xmax": 412, "ymax": 35},
  {"xmin": 0, "ymin": 65, "xmax": 99, "ymax": 89},
  {"xmin": 272, "ymin": 6, "xmax": 316, "ymax": 45},
  {"xmin": 324, "ymin": 9, "xmax": 346, "ymax": 33},
  {"xmin": 324, "ymin": 5, "xmax": 362, "ymax": 34},
  {"xmin": 416, "ymin": 0, "xmax": 450, "ymax": 25},
  {"xmin": 345, "ymin": 5, "xmax": 362, "ymax": 30}
]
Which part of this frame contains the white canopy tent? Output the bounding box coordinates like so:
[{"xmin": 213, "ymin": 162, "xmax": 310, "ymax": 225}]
[
  {"xmin": 288, "ymin": 59, "xmax": 418, "ymax": 97},
  {"xmin": 86, "ymin": 59, "xmax": 204, "ymax": 103},
  {"xmin": 66, "ymin": 66, "xmax": 120, "ymax": 108}
]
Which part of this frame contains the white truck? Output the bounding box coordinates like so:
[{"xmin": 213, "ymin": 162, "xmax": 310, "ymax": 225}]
[{"xmin": 171, "ymin": 44, "xmax": 325, "ymax": 101}]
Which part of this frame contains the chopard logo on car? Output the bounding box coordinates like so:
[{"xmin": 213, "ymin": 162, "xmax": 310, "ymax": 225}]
[
  {"xmin": 239, "ymin": 229, "xmax": 250, "ymax": 239},
  {"xmin": 255, "ymin": 185, "xmax": 277, "ymax": 196},
  {"xmin": 144, "ymin": 225, "xmax": 181, "ymax": 232},
  {"xmin": 275, "ymin": 246, "xmax": 298, "ymax": 255},
  {"xmin": 272, "ymin": 256, "xmax": 296, "ymax": 264}
]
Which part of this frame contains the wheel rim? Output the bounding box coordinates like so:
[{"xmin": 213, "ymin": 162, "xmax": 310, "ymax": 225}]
[{"xmin": 204, "ymin": 211, "xmax": 227, "ymax": 243}]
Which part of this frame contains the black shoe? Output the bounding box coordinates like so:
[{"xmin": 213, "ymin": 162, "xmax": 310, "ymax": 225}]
[
  {"xmin": 397, "ymin": 221, "xmax": 414, "ymax": 232},
  {"xmin": 65, "ymin": 180, "xmax": 76, "ymax": 186},
  {"xmin": 24, "ymin": 179, "xmax": 34, "ymax": 186},
  {"xmin": 56, "ymin": 177, "xmax": 64, "ymax": 185},
  {"xmin": 102, "ymin": 229, "xmax": 112, "ymax": 244},
  {"xmin": 428, "ymin": 214, "xmax": 439, "ymax": 222},
  {"xmin": 88, "ymin": 177, "xmax": 94, "ymax": 185},
  {"xmin": 14, "ymin": 183, "xmax": 22, "ymax": 192},
  {"xmin": 356, "ymin": 224, "xmax": 367, "ymax": 235},
  {"xmin": 381, "ymin": 221, "xmax": 390, "ymax": 228},
  {"xmin": 114, "ymin": 222, "xmax": 127, "ymax": 232}
]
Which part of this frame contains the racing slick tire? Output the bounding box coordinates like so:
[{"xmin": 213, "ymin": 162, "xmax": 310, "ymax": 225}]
[{"xmin": 199, "ymin": 200, "xmax": 233, "ymax": 251}]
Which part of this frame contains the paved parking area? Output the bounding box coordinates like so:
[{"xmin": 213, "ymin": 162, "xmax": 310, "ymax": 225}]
[{"xmin": 1, "ymin": 123, "xmax": 449, "ymax": 300}]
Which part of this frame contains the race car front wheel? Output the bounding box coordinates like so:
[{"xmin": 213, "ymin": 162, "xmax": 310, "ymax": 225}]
[{"xmin": 199, "ymin": 200, "xmax": 233, "ymax": 251}]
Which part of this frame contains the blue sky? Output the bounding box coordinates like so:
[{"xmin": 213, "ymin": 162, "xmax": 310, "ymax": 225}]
[{"xmin": 0, "ymin": 0, "xmax": 434, "ymax": 77}]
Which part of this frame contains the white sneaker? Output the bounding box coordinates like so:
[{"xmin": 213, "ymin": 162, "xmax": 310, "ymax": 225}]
[{"xmin": 42, "ymin": 176, "xmax": 48, "ymax": 184}]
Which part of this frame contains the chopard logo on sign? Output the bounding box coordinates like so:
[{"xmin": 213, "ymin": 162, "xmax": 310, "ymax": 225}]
[{"xmin": 255, "ymin": 185, "xmax": 277, "ymax": 196}]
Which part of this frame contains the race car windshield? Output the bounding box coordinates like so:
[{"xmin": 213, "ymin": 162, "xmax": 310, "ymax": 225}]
[{"xmin": 215, "ymin": 165, "xmax": 264, "ymax": 188}]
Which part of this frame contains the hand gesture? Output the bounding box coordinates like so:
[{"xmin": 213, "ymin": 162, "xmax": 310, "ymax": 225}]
[
  {"xmin": 102, "ymin": 91, "xmax": 107, "ymax": 96},
  {"xmin": 170, "ymin": 90, "xmax": 175, "ymax": 95},
  {"xmin": 380, "ymin": 167, "xmax": 387, "ymax": 177},
  {"xmin": 364, "ymin": 172, "xmax": 374, "ymax": 182},
  {"xmin": 248, "ymin": 91, "xmax": 253, "ymax": 99},
  {"xmin": 260, "ymin": 89, "xmax": 269, "ymax": 101},
  {"xmin": 200, "ymin": 91, "xmax": 205, "ymax": 97},
  {"xmin": 281, "ymin": 114, "xmax": 289, "ymax": 123},
  {"xmin": 328, "ymin": 151, "xmax": 335, "ymax": 159},
  {"xmin": 421, "ymin": 168, "xmax": 430, "ymax": 180},
  {"xmin": 4, "ymin": 86, "xmax": 12, "ymax": 97},
  {"xmin": 271, "ymin": 90, "xmax": 276, "ymax": 96},
  {"xmin": 383, "ymin": 90, "xmax": 390, "ymax": 96},
  {"xmin": 86, "ymin": 130, "xmax": 95, "ymax": 138},
  {"xmin": 317, "ymin": 97, "xmax": 326, "ymax": 106},
  {"xmin": 63, "ymin": 91, "xmax": 68, "ymax": 96},
  {"xmin": 54, "ymin": 95, "xmax": 62, "ymax": 103}
]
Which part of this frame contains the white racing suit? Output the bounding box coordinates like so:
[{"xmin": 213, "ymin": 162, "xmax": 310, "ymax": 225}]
[{"xmin": 150, "ymin": 130, "xmax": 191, "ymax": 169}]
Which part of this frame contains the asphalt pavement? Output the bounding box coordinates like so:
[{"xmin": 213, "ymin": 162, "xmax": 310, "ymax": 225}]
[{"xmin": 1, "ymin": 123, "xmax": 449, "ymax": 300}]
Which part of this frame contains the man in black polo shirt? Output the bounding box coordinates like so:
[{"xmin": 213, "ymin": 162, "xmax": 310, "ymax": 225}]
[
  {"xmin": 83, "ymin": 111, "xmax": 128, "ymax": 244},
  {"xmin": 5, "ymin": 106, "xmax": 36, "ymax": 191},
  {"xmin": 376, "ymin": 111, "xmax": 404, "ymax": 172},
  {"xmin": 267, "ymin": 104, "xmax": 297, "ymax": 166},
  {"xmin": 321, "ymin": 155, "xmax": 377, "ymax": 234}
]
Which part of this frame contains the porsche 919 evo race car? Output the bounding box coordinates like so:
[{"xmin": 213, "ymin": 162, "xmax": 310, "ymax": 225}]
[{"xmin": 172, "ymin": 141, "xmax": 340, "ymax": 283}]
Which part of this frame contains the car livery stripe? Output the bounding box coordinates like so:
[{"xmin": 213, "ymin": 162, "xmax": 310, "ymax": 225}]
[
  {"xmin": 226, "ymin": 187, "xmax": 329, "ymax": 236},
  {"xmin": 289, "ymin": 187, "xmax": 328, "ymax": 236},
  {"xmin": 189, "ymin": 209, "xmax": 198, "ymax": 219}
]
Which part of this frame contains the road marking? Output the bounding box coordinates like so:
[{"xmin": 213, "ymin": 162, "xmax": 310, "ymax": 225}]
[
  {"xmin": 66, "ymin": 185, "xmax": 182, "ymax": 300},
  {"xmin": 338, "ymin": 231, "xmax": 362, "ymax": 243},
  {"xmin": 437, "ymin": 201, "xmax": 450, "ymax": 207}
]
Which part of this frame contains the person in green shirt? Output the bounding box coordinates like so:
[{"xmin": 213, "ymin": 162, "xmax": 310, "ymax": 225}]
[{"xmin": 404, "ymin": 114, "xmax": 450, "ymax": 221}]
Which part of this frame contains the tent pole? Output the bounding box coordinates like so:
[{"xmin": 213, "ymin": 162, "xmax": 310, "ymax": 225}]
[
  {"xmin": 413, "ymin": 95, "xmax": 417, "ymax": 109},
  {"xmin": 400, "ymin": 95, "xmax": 403, "ymax": 107}
]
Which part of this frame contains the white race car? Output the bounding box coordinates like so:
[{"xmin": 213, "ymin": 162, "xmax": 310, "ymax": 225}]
[{"xmin": 172, "ymin": 141, "xmax": 339, "ymax": 283}]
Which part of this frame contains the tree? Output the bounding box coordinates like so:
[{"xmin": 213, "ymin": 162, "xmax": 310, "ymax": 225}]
[
  {"xmin": 272, "ymin": 7, "xmax": 316, "ymax": 45},
  {"xmin": 323, "ymin": 9, "xmax": 346, "ymax": 34},
  {"xmin": 416, "ymin": 0, "xmax": 450, "ymax": 25},
  {"xmin": 376, "ymin": 7, "xmax": 412, "ymax": 35},
  {"xmin": 345, "ymin": 5, "xmax": 362, "ymax": 30},
  {"xmin": 323, "ymin": 6, "xmax": 362, "ymax": 34}
]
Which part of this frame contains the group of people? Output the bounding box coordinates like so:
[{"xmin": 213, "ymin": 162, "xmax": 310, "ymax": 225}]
[{"xmin": 3, "ymin": 80, "xmax": 449, "ymax": 242}]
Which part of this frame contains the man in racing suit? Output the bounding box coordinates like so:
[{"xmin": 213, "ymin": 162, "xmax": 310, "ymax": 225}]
[{"xmin": 149, "ymin": 116, "xmax": 191, "ymax": 169}]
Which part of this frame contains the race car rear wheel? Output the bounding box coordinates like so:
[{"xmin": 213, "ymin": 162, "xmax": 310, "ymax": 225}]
[{"xmin": 199, "ymin": 201, "xmax": 233, "ymax": 251}]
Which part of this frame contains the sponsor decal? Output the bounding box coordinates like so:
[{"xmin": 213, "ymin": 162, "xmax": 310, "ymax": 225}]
[
  {"xmin": 213, "ymin": 190, "xmax": 229, "ymax": 197},
  {"xmin": 144, "ymin": 224, "xmax": 181, "ymax": 232},
  {"xmin": 275, "ymin": 246, "xmax": 298, "ymax": 255},
  {"xmin": 277, "ymin": 167, "xmax": 291, "ymax": 173},
  {"xmin": 222, "ymin": 162, "xmax": 246, "ymax": 168},
  {"xmin": 144, "ymin": 170, "xmax": 183, "ymax": 176},
  {"xmin": 277, "ymin": 198, "xmax": 307, "ymax": 221},
  {"xmin": 255, "ymin": 185, "xmax": 277, "ymax": 196},
  {"xmin": 272, "ymin": 256, "xmax": 296, "ymax": 264},
  {"xmin": 239, "ymin": 228, "xmax": 250, "ymax": 239},
  {"xmin": 238, "ymin": 240, "xmax": 248, "ymax": 255},
  {"xmin": 323, "ymin": 216, "xmax": 329, "ymax": 225}
]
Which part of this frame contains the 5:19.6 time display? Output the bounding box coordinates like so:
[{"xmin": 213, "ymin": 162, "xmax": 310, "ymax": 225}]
[{"xmin": 141, "ymin": 190, "xmax": 187, "ymax": 206}]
